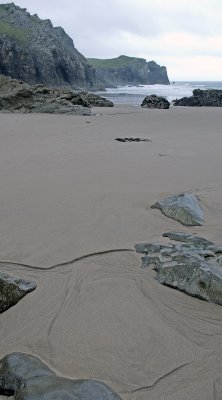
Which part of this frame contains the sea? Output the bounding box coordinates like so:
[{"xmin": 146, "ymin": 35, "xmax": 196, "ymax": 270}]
[{"xmin": 96, "ymin": 81, "xmax": 222, "ymax": 106}]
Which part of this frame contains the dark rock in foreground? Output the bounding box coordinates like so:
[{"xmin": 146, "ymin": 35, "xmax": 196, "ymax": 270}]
[
  {"xmin": 151, "ymin": 192, "xmax": 204, "ymax": 226},
  {"xmin": 135, "ymin": 232, "xmax": 222, "ymax": 305},
  {"xmin": 0, "ymin": 352, "xmax": 122, "ymax": 400},
  {"xmin": 0, "ymin": 272, "xmax": 36, "ymax": 314},
  {"xmin": 115, "ymin": 137, "xmax": 151, "ymax": 143},
  {"xmin": 141, "ymin": 94, "xmax": 170, "ymax": 109},
  {"xmin": 0, "ymin": 75, "xmax": 113, "ymax": 114},
  {"xmin": 174, "ymin": 89, "xmax": 222, "ymax": 107}
]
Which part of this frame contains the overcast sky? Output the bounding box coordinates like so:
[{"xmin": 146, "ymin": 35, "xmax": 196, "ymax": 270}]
[{"xmin": 3, "ymin": 0, "xmax": 222, "ymax": 80}]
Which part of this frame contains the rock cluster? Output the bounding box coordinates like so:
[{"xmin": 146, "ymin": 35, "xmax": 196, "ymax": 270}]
[
  {"xmin": 0, "ymin": 75, "xmax": 113, "ymax": 114},
  {"xmin": 79, "ymin": 91, "xmax": 114, "ymax": 107},
  {"xmin": 135, "ymin": 231, "xmax": 222, "ymax": 305},
  {"xmin": 151, "ymin": 192, "xmax": 204, "ymax": 226},
  {"xmin": 0, "ymin": 271, "xmax": 36, "ymax": 314},
  {"xmin": 0, "ymin": 352, "xmax": 122, "ymax": 400},
  {"xmin": 0, "ymin": 3, "xmax": 96, "ymax": 89},
  {"xmin": 141, "ymin": 94, "xmax": 170, "ymax": 109},
  {"xmin": 174, "ymin": 89, "xmax": 222, "ymax": 106}
]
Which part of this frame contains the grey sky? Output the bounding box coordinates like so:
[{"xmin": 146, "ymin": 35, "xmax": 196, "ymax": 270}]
[{"xmin": 3, "ymin": 0, "xmax": 222, "ymax": 80}]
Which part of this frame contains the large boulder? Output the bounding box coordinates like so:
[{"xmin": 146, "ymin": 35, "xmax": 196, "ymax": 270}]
[
  {"xmin": 0, "ymin": 271, "xmax": 36, "ymax": 314},
  {"xmin": 0, "ymin": 75, "xmax": 113, "ymax": 113},
  {"xmin": 151, "ymin": 192, "xmax": 204, "ymax": 226},
  {"xmin": 174, "ymin": 89, "xmax": 222, "ymax": 106},
  {"xmin": 0, "ymin": 352, "xmax": 122, "ymax": 400},
  {"xmin": 141, "ymin": 94, "xmax": 170, "ymax": 109},
  {"xmin": 135, "ymin": 232, "xmax": 222, "ymax": 305}
]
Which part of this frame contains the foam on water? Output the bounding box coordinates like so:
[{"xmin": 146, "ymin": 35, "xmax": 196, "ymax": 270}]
[{"xmin": 96, "ymin": 81, "xmax": 222, "ymax": 106}]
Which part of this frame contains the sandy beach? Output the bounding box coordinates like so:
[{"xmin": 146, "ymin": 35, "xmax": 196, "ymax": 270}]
[{"xmin": 0, "ymin": 105, "xmax": 222, "ymax": 399}]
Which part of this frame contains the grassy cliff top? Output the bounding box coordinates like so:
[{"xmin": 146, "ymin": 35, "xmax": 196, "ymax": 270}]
[
  {"xmin": 87, "ymin": 55, "xmax": 146, "ymax": 69},
  {"xmin": 0, "ymin": 20, "xmax": 28, "ymax": 42}
]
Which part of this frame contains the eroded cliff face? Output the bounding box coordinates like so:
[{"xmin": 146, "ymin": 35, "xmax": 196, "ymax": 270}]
[
  {"xmin": 0, "ymin": 3, "xmax": 96, "ymax": 89},
  {"xmin": 87, "ymin": 56, "xmax": 170, "ymax": 86}
]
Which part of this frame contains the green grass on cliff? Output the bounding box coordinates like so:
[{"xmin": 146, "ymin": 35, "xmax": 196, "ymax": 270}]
[
  {"xmin": 0, "ymin": 4, "xmax": 8, "ymax": 11},
  {"xmin": 0, "ymin": 21, "xmax": 28, "ymax": 42},
  {"xmin": 87, "ymin": 55, "xmax": 145, "ymax": 69}
]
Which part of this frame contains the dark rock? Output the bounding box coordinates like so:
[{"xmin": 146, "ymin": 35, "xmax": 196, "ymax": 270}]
[
  {"xmin": 0, "ymin": 3, "xmax": 97, "ymax": 89},
  {"xmin": 0, "ymin": 271, "xmax": 36, "ymax": 314},
  {"xmin": 0, "ymin": 352, "xmax": 122, "ymax": 400},
  {"xmin": 0, "ymin": 374, "xmax": 24, "ymax": 396},
  {"xmin": 174, "ymin": 89, "xmax": 222, "ymax": 107},
  {"xmin": 151, "ymin": 192, "xmax": 204, "ymax": 226},
  {"xmin": 0, "ymin": 75, "xmax": 113, "ymax": 113},
  {"xmin": 88, "ymin": 56, "xmax": 170, "ymax": 86},
  {"xmin": 141, "ymin": 94, "xmax": 170, "ymax": 109},
  {"xmin": 78, "ymin": 92, "xmax": 114, "ymax": 107},
  {"xmin": 115, "ymin": 137, "xmax": 151, "ymax": 143},
  {"xmin": 135, "ymin": 232, "xmax": 222, "ymax": 305}
]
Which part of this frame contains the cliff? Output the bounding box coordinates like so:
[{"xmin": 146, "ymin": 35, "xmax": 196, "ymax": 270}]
[
  {"xmin": 87, "ymin": 55, "xmax": 170, "ymax": 86},
  {"xmin": 0, "ymin": 3, "xmax": 96, "ymax": 89}
]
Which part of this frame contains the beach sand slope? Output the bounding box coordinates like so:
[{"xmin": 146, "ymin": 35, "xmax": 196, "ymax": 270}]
[{"xmin": 0, "ymin": 106, "xmax": 222, "ymax": 399}]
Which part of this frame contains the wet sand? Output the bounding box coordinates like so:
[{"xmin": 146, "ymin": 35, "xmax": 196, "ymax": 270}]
[{"xmin": 0, "ymin": 105, "xmax": 222, "ymax": 399}]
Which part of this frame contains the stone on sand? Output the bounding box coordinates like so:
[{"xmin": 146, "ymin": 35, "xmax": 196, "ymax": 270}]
[
  {"xmin": 0, "ymin": 272, "xmax": 36, "ymax": 314},
  {"xmin": 141, "ymin": 94, "xmax": 170, "ymax": 109},
  {"xmin": 151, "ymin": 192, "xmax": 204, "ymax": 226},
  {"xmin": 0, "ymin": 352, "xmax": 122, "ymax": 400}
]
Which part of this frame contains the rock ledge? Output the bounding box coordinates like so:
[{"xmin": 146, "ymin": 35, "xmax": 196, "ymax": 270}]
[
  {"xmin": 174, "ymin": 89, "xmax": 222, "ymax": 107},
  {"xmin": 135, "ymin": 231, "xmax": 222, "ymax": 305},
  {"xmin": 0, "ymin": 75, "xmax": 113, "ymax": 114}
]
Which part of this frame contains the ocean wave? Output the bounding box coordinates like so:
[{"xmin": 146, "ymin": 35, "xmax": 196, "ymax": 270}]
[{"xmin": 96, "ymin": 81, "xmax": 222, "ymax": 105}]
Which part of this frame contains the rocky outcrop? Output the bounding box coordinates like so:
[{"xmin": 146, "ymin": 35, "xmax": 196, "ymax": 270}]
[
  {"xmin": 151, "ymin": 193, "xmax": 204, "ymax": 226},
  {"xmin": 78, "ymin": 91, "xmax": 114, "ymax": 107},
  {"xmin": 0, "ymin": 352, "xmax": 122, "ymax": 400},
  {"xmin": 135, "ymin": 232, "xmax": 222, "ymax": 305},
  {"xmin": 0, "ymin": 3, "xmax": 96, "ymax": 89},
  {"xmin": 0, "ymin": 271, "xmax": 36, "ymax": 314},
  {"xmin": 88, "ymin": 56, "xmax": 170, "ymax": 86},
  {"xmin": 174, "ymin": 89, "xmax": 222, "ymax": 106},
  {"xmin": 0, "ymin": 75, "xmax": 113, "ymax": 113},
  {"xmin": 141, "ymin": 94, "xmax": 170, "ymax": 109}
]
